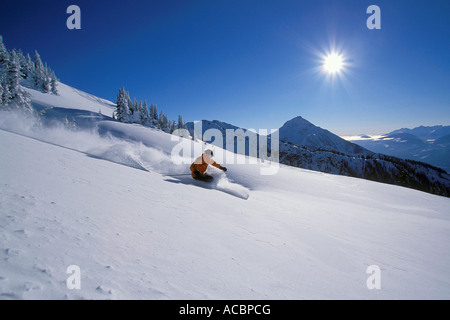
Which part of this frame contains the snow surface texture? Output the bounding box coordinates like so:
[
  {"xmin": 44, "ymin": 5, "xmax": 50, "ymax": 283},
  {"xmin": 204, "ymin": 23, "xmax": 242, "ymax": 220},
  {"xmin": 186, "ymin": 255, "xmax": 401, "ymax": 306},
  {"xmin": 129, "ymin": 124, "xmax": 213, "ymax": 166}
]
[
  {"xmin": 1, "ymin": 116, "xmax": 450, "ymax": 299},
  {"xmin": 0, "ymin": 84, "xmax": 450, "ymax": 299}
]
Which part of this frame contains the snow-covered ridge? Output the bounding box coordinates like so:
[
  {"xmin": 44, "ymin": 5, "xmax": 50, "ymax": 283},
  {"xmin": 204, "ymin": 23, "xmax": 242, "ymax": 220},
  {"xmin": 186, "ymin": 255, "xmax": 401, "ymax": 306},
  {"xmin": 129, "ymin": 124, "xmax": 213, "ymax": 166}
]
[
  {"xmin": 23, "ymin": 82, "xmax": 115, "ymax": 117},
  {"xmin": 343, "ymin": 126, "xmax": 450, "ymax": 174}
]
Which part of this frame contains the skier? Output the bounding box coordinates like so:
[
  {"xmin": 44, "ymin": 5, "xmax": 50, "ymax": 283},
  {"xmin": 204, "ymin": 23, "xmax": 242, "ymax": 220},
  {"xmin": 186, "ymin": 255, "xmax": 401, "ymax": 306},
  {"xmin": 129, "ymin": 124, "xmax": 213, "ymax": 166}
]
[{"xmin": 190, "ymin": 149, "xmax": 227, "ymax": 182}]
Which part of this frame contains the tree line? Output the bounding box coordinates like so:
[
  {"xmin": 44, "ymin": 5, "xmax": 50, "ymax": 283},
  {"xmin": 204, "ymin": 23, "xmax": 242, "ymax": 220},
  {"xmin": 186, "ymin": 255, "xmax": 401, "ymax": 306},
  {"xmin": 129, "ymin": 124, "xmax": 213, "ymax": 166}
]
[
  {"xmin": 0, "ymin": 35, "xmax": 186, "ymax": 136},
  {"xmin": 0, "ymin": 35, "xmax": 58, "ymax": 113},
  {"xmin": 114, "ymin": 86, "xmax": 186, "ymax": 133}
]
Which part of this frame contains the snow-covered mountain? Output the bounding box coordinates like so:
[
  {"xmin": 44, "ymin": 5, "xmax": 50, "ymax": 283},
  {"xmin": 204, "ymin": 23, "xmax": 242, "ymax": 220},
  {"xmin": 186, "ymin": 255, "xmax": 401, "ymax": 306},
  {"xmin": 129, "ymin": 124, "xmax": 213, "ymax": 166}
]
[
  {"xmin": 186, "ymin": 117, "xmax": 371, "ymax": 157},
  {"xmin": 1, "ymin": 82, "xmax": 450, "ymax": 300},
  {"xmin": 344, "ymin": 126, "xmax": 450, "ymax": 174},
  {"xmin": 278, "ymin": 116, "xmax": 372, "ymax": 156},
  {"xmin": 187, "ymin": 118, "xmax": 450, "ymax": 197},
  {"xmin": 390, "ymin": 125, "xmax": 450, "ymax": 141}
]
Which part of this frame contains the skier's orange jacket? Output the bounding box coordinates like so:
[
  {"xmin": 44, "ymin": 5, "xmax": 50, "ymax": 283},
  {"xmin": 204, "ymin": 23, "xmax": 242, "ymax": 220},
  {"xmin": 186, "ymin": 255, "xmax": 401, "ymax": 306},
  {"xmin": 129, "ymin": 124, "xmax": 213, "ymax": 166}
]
[{"xmin": 190, "ymin": 154, "xmax": 221, "ymax": 177}]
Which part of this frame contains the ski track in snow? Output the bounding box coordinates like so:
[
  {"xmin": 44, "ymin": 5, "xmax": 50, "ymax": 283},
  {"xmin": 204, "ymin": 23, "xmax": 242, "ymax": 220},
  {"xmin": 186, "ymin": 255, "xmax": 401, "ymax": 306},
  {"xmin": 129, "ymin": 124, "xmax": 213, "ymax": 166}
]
[{"xmin": 164, "ymin": 174, "xmax": 250, "ymax": 200}]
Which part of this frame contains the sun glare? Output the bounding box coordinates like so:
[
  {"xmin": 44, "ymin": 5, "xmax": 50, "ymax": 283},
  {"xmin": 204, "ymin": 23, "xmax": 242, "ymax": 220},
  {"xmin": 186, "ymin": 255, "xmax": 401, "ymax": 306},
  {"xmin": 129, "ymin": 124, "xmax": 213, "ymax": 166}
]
[{"xmin": 323, "ymin": 53, "xmax": 344, "ymax": 74}]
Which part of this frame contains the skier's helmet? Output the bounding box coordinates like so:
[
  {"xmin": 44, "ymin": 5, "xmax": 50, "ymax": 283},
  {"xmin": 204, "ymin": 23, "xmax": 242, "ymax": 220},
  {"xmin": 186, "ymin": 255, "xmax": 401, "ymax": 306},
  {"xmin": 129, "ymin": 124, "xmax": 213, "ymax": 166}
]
[{"xmin": 204, "ymin": 149, "xmax": 214, "ymax": 157}]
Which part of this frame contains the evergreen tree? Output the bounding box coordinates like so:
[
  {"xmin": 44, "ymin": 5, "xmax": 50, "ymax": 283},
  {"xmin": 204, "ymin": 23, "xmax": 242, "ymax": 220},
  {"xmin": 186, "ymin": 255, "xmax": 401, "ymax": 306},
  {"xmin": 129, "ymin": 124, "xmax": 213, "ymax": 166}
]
[
  {"xmin": 0, "ymin": 78, "xmax": 3, "ymax": 105},
  {"xmin": 23, "ymin": 53, "xmax": 33, "ymax": 79},
  {"xmin": 3, "ymin": 51, "xmax": 32, "ymax": 112},
  {"xmin": 115, "ymin": 87, "xmax": 130, "ymax": 122},
  {"xmin": 50, "ymin": 70, "xmax": 58, "ymax": 94},
  {"xmin": 41, "ymin": 63, "xmax": 50, "ymax": 93},
  {"xmin": 126, "ymin": 91, "xmax": 133, "ymax": 116},
  {"xmin": 130, "ymin": 98, "xmax": 136, "ymax": 115},
  {"xmin": 177, "ymin": 114, "xmax": 185, "ymax": 129},
  {"xmin": 5, "ymin": 51, "xmax": 21, "ymax": 102},
  {"xmin": 136, "ymin": 100, "xmax": 146, "ymax": 125},
  {"xmin": 141, "ymin": 100, "xmax": 149, "ymax": 125},
  {"xmin": 158, "ymin": 110, "xmax": 165, "ymax": 130},
  {"xmin": 158, "ymin": 111, "xmax": 171, "ymax": 132},
  {"xmin": 12, "ymin": 49, "xmax": 27, "ymax": 79},
  {"xmin": 33, "ymin": 50, "xmax": 44, "ymax": 88},
  {"xmin": 0, "ymin": 71, "xmax": 9, "ymax": 106},
  {"xmin": 150, "ymin": 104, "xmax": 158, "ymax": 123},
  {"xmin": 34, "ymin": 50, "xmax": 44, "ymax": 71},
  {"xmin": 0, "ymin": 35, "xmax": 9, "ymax": 64},
  {"xmin": 149, "ymin": 104, "xmax": 154, "ymax": 121}
]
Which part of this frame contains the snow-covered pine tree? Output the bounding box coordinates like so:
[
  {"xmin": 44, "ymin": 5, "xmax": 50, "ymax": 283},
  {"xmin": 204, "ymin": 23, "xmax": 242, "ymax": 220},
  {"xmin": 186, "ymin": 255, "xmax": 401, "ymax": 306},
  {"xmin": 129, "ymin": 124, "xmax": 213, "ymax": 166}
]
[
  {"xmin": 153, "ymin": 104, "xmax": 159, "ymax": 122},
  {"xmin": 41, "ymin": 63, "xmax": 50, "ymax": 93},
  {"xmin": 50, "ymin": 70, "xmax": 58, "ymax": 95},
  {"xmin": 5, "ymin": 51, "xmax": 20, "ymax": 103},
  {"xmin": 115, "ymin": 87, "xmax": 131, "ymax": 122},
  {"xmin": 159, "ymin": 111, "xmax": 172, "ymax": 132},
  {"xmin": 33, "ymin": 50, "xmax": 44, "ymax": 88},
  {"xmin": 150, "ymin": 104, "xmax": 158, "ymax": 124},
  {"xmin": 129, "ymin": 98, "xmax": 136, "ymax": 115},
  {"xmin": 165, "ymin": 116, "xmax": 171, "ymax": 132},
  {"xmin": 0, "ymin": 71, "xmax": 8, "ymax": 106},
  {"xmin": 3, "ymin": 51, "xmax": 32, "ymax": 112},
  {"xmin": 158, "ymin": 110, "xmax": 165, "ymax": 130},
  {"xmin": 149, "ymin": 103, "xmax": 155, "ymax": 124},
  {"xmin": 23, "ymin": 53, "xmax": 33, "ymax": 80},
  {"xmin": 136, "ymin": 100, "xmax": 143, "ymax": 123},
  {"xmin": 136, "ymin": 100, "xmax": 145, "ymax": 125},
  {"xmin": 130, "ymin": 98, "xmax": 141, "ymax": 123},
  {"xmin": 136, "ymin": 100, "xmax": 142, "ymax": 122},
  {"xmin": 149, "ymin": 104, "xmax": 154, "ymax": 122},
  {"xmin": 12, "ymin": 49, "xmax": 27, "ymax": 79},
  {"xmin": 177, "ymin": 114, "xmax": 186, "ymax": 129},
  {"xmin": 126, "ymin": 90, "xmax": 133, "ymax": 117},
  {"xmin": 0, "ymin": 35, "xmax": 9, "ymax": 64},
  {"xmin": 0, "ymin": 77, "xmax": 4, "ymax": 105},
  {"xmin": 141, "ymin": 100, "xmax": 149, "ymax": 125}
]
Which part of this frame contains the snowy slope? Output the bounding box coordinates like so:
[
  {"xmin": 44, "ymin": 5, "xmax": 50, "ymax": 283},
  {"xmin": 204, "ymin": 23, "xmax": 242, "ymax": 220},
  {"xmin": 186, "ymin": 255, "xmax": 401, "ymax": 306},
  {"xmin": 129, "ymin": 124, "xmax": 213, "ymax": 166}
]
[
  {"xmin": 1, "ymin": 115, "xmax": 450, "ymax": 299},
  {"xmin": 23, "ymin": 82, "xmax": 116, "ymax": 117},
  {"xmin": 1, "ymin": 84, "xmax": 450, "ymax": 299}
]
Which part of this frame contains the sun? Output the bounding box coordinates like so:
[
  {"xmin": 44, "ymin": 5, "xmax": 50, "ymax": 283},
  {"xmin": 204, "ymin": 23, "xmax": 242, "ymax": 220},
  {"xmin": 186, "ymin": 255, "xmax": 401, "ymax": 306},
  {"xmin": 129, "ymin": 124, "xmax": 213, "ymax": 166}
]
[{"xmin": 322, "ymin": 53, "xmax": 344, "ymax": 74}]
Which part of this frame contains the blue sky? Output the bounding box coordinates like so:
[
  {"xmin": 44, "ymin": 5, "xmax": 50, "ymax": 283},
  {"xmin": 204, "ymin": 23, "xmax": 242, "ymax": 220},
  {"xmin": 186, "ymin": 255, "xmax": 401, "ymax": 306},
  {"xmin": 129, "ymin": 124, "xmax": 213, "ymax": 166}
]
[{"xmin": 1, "ymin": 0, "xmax": 449, "ymax": 135}]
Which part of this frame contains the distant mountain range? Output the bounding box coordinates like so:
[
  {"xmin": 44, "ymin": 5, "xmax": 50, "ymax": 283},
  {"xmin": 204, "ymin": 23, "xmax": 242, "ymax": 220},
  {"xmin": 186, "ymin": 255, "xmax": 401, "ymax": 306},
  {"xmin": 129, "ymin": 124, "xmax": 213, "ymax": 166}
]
[
  {"xmin": 186, "ymin": 116, "xmax": 373, "ymax": 157},
  {"xmin": 343, "ymin": 125, "xmax": 450, "ymax": 174},
  {"xmin": 187, "ymin": 117, "xmax": 450, "ymax": 197}
]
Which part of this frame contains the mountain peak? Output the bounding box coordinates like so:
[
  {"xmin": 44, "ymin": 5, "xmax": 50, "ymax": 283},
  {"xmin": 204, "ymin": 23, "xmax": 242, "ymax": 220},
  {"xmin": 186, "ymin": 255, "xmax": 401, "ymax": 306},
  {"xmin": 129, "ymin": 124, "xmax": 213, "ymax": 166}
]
[
  {"xmin": 278, "ymin": 115, "xmax": 372, "ymax": 156},
  {"xmin": 282, "ymin": 116, "xmax": 314, "ymax": 128}
]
